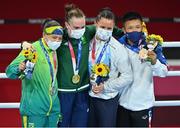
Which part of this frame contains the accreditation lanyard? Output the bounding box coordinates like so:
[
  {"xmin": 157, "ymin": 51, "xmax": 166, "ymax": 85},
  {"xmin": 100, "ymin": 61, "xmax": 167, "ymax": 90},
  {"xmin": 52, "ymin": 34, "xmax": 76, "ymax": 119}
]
[
  {"xmin": 68, "ymin": 40, "xmax": 82, "ymax": 75},
  {"xmin": 40, "ymin": 39, "xmax": 56, "ymax": 87},
  {"xmin": 91, "ymin": 38, "xmax": 110, "ymax": 64}
]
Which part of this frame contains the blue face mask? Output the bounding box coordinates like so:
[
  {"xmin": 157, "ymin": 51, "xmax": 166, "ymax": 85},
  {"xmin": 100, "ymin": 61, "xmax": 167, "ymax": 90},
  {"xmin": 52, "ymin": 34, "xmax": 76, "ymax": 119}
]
[{"xmin": 126, "ymin": 31, "xmax": 145, "ymax": 47}]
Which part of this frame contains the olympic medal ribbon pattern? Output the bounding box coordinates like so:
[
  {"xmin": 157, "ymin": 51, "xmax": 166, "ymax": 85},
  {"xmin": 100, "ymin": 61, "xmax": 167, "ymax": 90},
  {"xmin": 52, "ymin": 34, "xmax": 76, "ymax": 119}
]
[
  {"xmin": 90, "ymin": 38, "xmax": 110, "ymax": 85},
  {"xmin": 68, "ymin": 40, "xmax": 82, "ymax": 84},
  {"xmin": 39, "ymin": 39, "xmax": 57, "ymax": 95}
]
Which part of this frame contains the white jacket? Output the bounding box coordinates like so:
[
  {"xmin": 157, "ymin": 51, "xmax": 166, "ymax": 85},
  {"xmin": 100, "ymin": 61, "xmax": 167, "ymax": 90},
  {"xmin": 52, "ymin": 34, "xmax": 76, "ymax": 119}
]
[
  {"xmin": 89, "ymin": 37, "xmax": 133, "ymax": 99},
  {"xmin": 119, "ymin": 47, "xmax": 168, "ymax": 111}
]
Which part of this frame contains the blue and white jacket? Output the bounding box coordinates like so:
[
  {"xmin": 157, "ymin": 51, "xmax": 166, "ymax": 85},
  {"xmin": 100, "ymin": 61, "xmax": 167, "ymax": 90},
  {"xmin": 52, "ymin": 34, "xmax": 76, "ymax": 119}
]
[
  {"xmin": 118, "ymin": 35, "xmax": 168, "ymax": 111},
  {"xmin": 89, "ymin": 36, "xmax": 133, "ymax": 100}
]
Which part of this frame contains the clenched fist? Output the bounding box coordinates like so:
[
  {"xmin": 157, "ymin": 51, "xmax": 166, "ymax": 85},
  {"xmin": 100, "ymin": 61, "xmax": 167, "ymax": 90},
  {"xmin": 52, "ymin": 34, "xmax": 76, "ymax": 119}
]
[
  {"xmin": 147, "ymin": 50, "xmax": 157, "ymax": 65},
  {"xmin": 22, "ymin": 41, "xmax": 34, "ymax": 50}
]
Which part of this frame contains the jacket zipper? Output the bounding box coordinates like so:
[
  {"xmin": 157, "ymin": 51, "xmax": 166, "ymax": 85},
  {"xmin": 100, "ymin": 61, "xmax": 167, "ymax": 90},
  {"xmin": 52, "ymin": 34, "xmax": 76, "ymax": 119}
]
[{"xmin": 46, "ymin": 86, "xmax": 53, "ymax": 116}]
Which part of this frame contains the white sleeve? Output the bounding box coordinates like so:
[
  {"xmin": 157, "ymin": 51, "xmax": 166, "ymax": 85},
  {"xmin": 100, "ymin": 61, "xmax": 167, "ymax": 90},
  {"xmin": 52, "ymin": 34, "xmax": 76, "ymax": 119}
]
[
  {"xmin": 152, "ymin": 59, "xmax": 168, "ymax": 77},
  {"xmin": 104, "ymin": 46, "xmax": 133, "ymax": 92}
]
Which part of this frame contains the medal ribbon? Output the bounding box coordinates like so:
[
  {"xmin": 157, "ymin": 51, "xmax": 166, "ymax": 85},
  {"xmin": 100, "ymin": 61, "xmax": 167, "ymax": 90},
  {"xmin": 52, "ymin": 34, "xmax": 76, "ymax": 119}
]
[
  {"xmin": 68, "ymin": 40, "xmax": 82, "ymax": 75},
  {"xmin": 40, "ymin": 39, "xmax": 56, "ymax": 88},
  {"xmin": 92, "ymin": 38, "xmax": 110, "ymax": 65},
  {"xmin": 89, "ymin": 38, "xmax": 111, "ymax": 85}
]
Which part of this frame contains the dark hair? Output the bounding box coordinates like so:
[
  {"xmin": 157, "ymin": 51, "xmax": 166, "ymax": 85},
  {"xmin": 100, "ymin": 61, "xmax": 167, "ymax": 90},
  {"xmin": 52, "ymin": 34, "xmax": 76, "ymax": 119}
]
[
  {"xmin": 96, "ymin": 7, "xmax": 116, "ymax": 23},
  {"xmin": 65, "ymin": 4, "xmax": 85, "ymax": 22},
  {"xmin": 122, "ymin": 11, "xmax": 143, "ymax": 26},
  {"xmin": 42, "ymin": 18, "xmax": 60, "ymax": 31}
]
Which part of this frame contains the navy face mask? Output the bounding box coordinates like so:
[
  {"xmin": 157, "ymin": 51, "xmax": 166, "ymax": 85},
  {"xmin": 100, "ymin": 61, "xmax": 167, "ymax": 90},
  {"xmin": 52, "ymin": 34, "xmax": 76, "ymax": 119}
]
[{"xmin": 126, "ymin": 31, "xmax": 145, "ymax": 47}]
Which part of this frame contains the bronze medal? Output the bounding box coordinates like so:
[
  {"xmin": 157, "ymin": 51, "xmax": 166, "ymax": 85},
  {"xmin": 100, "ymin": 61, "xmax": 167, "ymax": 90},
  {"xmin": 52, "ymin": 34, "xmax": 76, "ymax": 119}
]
[{"xmin": 72, "ymin": 74, "xmax": 80, "ymax": 84}]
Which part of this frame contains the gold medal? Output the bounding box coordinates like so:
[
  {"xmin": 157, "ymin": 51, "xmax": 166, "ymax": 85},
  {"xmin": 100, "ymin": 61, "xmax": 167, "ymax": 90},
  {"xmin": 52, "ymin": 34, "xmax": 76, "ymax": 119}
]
[{"xmin": 72, "ymin": 74, "xmax": 80, "ymax": 84}]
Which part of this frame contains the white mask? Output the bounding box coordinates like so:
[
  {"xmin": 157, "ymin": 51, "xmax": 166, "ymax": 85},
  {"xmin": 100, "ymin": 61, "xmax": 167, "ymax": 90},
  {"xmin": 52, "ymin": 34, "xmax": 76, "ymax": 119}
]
[
  {"xmin": 96, "ymin": 27, "xmax": 112, "ymax": 41},
  {"xmin": 70, "ymin": 28, "xmax": 85, "ymax": 39},
  {"xmin": 46, "ymin": 40, "xmax": 62, "ymax": 50}
]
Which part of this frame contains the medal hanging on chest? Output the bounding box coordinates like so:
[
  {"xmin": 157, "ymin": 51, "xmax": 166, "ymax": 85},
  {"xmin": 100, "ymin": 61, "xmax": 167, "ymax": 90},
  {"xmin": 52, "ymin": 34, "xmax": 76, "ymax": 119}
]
[
  {"xmin": 40, "ymin": 39, "xmax": 57, "ymax": 95},
  {"xmin": 90, "ymin": 38, "xmax": 110, "ymax": 85},
  {"xmin": 50, "ymin": 85, "xmax": 56, "ymax": 96},
  {"xmin": 68, "ymin": 40, "xmax": 82, "ymax": 84},
  {"xmin": 72, "ymin": 74, "xmax": 80, "ymax": 84}
]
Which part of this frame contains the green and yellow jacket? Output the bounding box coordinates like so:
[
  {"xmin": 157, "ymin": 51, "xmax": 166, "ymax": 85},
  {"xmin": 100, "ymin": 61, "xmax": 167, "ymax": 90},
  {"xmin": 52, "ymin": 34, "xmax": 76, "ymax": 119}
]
[{"xmin": 6, "ymin": 38, "xmax": 60, "ymax": 117}]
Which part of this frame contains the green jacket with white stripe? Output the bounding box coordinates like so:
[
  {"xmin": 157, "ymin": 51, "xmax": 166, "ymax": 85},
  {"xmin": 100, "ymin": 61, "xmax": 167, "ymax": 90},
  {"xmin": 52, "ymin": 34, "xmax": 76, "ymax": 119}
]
[
  {"xmin": 56, "ymin": 26, "xmax": 95, "ymax": 92},
  {"xmin": 56, "ymin": 25, "xmax": 123, "ymax": 92}
]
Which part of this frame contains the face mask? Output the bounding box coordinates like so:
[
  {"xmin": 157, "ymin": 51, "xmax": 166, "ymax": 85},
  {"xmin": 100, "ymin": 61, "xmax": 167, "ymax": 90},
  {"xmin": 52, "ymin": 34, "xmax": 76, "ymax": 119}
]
[
  {"xmin": 96, "ymin": 27, "xmax": 112, "ymax": 41},
  {"xmin": 46, "ymin": 39, "xmax": 62, "ymax": 50},
  {"xmin": 70, "ymin": 28, "xmax": 85, "ymax": 39},
  {"xmin": 126, "ymin": 31, "xmax": 144, "ymax": 47}
]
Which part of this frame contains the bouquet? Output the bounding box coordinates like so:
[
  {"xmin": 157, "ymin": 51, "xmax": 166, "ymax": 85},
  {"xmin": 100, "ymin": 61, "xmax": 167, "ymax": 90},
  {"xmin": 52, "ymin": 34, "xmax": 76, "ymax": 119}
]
[
  {"xmin": 19, "ymin": 48, "xmax": 38, "ymax": 79},
  {"xmin": 90, "ymin": 63, "xmax": 110, "ymax": 85},
  {"xmin": 146, "ymin": 34, "xmax": 163, "ymax": 49},
  {"xmin": 139, "ymin": 34, "xmax": 164, "ymax": 60}
]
